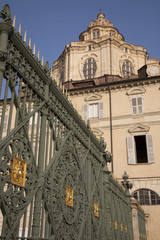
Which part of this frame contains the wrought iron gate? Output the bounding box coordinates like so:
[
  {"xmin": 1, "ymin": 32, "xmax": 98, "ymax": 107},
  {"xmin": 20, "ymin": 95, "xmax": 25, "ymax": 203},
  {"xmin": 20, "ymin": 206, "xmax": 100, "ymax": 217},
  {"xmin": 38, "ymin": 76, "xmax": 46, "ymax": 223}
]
[{"xmin": 0, "ymin": 5, "xmax": 146, "ymax": 240}]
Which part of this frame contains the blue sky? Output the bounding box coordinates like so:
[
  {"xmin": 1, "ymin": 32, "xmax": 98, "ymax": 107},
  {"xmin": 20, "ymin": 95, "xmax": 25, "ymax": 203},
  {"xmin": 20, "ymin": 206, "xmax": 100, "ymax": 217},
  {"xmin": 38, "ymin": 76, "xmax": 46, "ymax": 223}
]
[{"xmin": 0, "ymin": 0, "xmax": 160, "ymax": 69}]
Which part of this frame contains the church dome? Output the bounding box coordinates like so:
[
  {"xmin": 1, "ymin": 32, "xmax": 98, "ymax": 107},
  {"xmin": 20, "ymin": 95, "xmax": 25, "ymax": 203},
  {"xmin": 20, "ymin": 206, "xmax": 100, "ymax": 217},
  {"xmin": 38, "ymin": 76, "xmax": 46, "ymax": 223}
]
[{"xmin": 79, "ymin": 12, "xmax": 124, "ymax": 41}]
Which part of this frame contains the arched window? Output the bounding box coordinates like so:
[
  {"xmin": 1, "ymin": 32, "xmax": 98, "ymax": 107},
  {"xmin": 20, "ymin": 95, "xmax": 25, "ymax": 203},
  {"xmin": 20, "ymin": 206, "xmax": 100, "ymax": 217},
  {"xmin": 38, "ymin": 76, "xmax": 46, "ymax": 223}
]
[
  {"xmin": 122, "ymin": 60, "xmax": 134, "ymax": 78},
  {"xmin": 83, "ymin": 58, "xmax": 97, "ymax": 79},
  {"xmin": 133, "ymin": 189, "xmax": 160, "ymax": 205}
]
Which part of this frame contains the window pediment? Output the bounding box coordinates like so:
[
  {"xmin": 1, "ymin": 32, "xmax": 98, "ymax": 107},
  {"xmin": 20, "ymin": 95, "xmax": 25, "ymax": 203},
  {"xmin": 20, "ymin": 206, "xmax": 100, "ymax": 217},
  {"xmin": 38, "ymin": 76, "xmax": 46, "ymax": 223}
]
[
  {"xmin": 128, "ymin": 123, "xmax": 150, "ymax": 134},
  {"xmin": 84, "ymin": 93, "xmax": 102, "ymax": 102},
  {"xmin": 127, "ymin": 87, "xmax": 146, "ymax": 96}
]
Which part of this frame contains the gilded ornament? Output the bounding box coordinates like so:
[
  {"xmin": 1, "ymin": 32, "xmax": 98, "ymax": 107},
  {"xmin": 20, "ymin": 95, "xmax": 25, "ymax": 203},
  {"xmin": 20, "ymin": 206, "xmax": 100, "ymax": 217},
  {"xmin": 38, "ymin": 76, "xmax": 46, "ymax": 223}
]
[
  {"xmin": 115, "ymin": 220, "xmax": 118, "ymax": 230},
  {"xmin": 11, "ymin": 156, "xmax": 27, "ymax": 187},
  {"xmin": 94, "ymin": 201, "xmax": 99, "ymax": 217},
  {"xmin": 121, "ymin": 223, "xmax": 123, "ymax": 232},
  {"xmin": 66, "ymin": 186, "xmax": 73, "ymax": 207}
]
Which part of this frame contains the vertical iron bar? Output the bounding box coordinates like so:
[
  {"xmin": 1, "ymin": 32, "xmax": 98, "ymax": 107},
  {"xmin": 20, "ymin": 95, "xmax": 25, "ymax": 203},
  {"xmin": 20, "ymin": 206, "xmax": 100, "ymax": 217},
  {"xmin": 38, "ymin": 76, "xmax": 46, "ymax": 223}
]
[
  {"xmin": 86, "ymin": 138, "xmax": 92, "ymax": 240},
  {"xmin": 28, "ymin": 200, "xmax": 34, "ymax": 237},
  {"xmin": 22, "ymin": 84, "xmax": 28, "ymax": 118},
  {"xmin": 7, "ymin": 90, "xmax": 14, "ymax": 134},
  {"xmin": 44, "ymin": 120, "xmax": 49, "ymax": 169},
  {"xmin": 49, "ymin": 127, "xmax": 53, "ymax": 164},
  {"xmin": 0, "ymin": 79, "xmax": 9, "ymax": 139},
  {"xmin": 44, "ymin": 212, "xmax": 49, "ymax": 238},
  {"xmin": 22, "ymin": 211, "xmax": 27, "ymax": 238},
  {"xmin": 32, "ymin": 81, "xmax": 49, "ymax": 238},
  {"xmin": 35, "ymin": 111, "xmax": 40, "ymax": 166},
  {"xmin": 15, "ymin": 77, "xmax": 22, "ymax": 128},
  {"xmin": 32, "ymin": 110, "xmax": 46, "ymax": 238},
  {"xmin": 40, "ymin": 201, "xmax": 45, "ymax": 238},
  {"xmin": 0, "ymin": 27, "xmax": 12, "ymax": 98}
]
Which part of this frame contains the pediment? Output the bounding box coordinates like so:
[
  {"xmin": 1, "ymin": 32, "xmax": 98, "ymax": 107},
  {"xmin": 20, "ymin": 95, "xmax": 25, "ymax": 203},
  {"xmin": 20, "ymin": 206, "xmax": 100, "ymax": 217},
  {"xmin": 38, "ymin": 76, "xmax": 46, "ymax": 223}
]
[
  {"xmin": 128, "ymin": 123, "xmax": 150, "ymax": 134},
  {"xmin": 126, "ymin": 87, "xmax": 146, "ymax": 96},
  {"xmin": 84, "ymin": 93, "xmax": 102, "ymax": 102}
]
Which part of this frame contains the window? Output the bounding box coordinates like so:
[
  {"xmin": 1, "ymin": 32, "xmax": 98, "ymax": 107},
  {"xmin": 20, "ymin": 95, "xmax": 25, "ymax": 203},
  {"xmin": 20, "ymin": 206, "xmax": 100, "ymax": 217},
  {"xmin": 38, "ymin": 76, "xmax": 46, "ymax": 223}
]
[
  {"xmin": 81, "ymin": 36, "xmax": 84, "ymax": 41},
  {"xmin": 125, "ymin": 47, "xmax": 128, "ymax": 53},
  {"xmin": 122, "ymin": 60, "xmax": 134, "ymax": 78},
  {"xmin": 109, "ymin": 30, "xmax": 115, "ymax": 37},
  {"xmin": 88, "ymin": 45, "xmax": 92, "ymax": 51},
  {"xmin": 131, "ymin": 96, "xmax": 143, "ymax": 115},
  {"xmin": 83, "ymin": 58, "xmax": 97, "ymax": 79},
  {"xmin": 92, "ymin": 30, "xmax": 100, "ymax": 39},
  {"xmin": 82, "ymin": 102, "xmax": 103, "ymax": 120},
  {"xmin": 89, "ymin": 103, "xmax": 99, "ymax": 118},
  {"xmin": 126, "ymin": 135, "xmax": 154, "ymax": 164},
  {"xmin": 133, "ymin": 189, "xmax": 160, "ymax": 205}
]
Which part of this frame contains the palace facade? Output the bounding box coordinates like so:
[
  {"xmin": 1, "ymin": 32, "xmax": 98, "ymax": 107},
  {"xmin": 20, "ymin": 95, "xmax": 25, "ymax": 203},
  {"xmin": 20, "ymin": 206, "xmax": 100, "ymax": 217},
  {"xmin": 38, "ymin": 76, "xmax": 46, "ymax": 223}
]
[{"xmin": 51, "ymin": 12, "xmax": 160, "ymax": 240}]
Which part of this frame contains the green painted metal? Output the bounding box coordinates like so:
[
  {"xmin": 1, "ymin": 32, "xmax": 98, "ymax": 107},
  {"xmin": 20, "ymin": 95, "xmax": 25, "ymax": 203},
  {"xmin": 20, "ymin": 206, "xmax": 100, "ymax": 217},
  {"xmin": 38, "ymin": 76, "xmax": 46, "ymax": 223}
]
[
  {"xmin": 0, "ymin": 5, "xmax": 146, "ymax": 240},
  {"xmin": 137, "ymin": 206, "xmax": 147, "ymax": 240}
]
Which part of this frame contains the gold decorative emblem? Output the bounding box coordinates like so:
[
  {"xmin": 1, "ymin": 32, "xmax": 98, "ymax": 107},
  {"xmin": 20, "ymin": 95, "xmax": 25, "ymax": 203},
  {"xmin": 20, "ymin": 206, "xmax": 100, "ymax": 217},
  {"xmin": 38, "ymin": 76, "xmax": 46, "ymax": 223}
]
[
  {"xmin": 121, "ymin": 223, "xmax": 123, "ymax": 232},
  {"xmin": 115, "ymin": 220, "xmax": 118, "ymax": 230},
  {"xmin": 94, "ymin": 202, "xmax": 99, "ymax": 217},
  {"xmin": 125, "ymin": 225, "xmax": 128, "ymax": 233},
  {"xmin": 66, "ymin": 186, "xmax": 73, "ymax": 207},
  {"xmin": 11, "ymin": 157, "xmax": 27, "ymax": 187}
]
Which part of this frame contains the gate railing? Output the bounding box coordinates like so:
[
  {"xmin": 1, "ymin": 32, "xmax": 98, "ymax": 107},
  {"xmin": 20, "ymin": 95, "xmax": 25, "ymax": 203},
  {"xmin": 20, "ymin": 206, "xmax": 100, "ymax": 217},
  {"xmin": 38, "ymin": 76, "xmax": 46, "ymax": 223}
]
[{"xmin": 0, "ymin": 4, "xmax": 146, "ymax": 240}]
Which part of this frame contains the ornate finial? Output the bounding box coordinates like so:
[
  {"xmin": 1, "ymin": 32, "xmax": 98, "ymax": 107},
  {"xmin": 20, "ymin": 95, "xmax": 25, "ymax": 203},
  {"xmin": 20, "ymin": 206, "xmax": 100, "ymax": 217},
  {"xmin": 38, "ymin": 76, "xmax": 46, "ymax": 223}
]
[
  {"xmin": 41, "ymin": 56, "xmax": 44, "ymax": 66},
  {"xmin": 121, "ymin": 171, "xmax": 133, "ymax": 190},
  {"xmin": 19, "ymin": 24, "xmax": 21, "ymax": 35},
  {"xmin": 87, "ymin": 119, "xmax": 90, "ymax": 129},
  {"xmin": 103, "ymin": 151, "xmax": 112, "ymax": 163},
  {"xmin": 38, "ymin": 50, "xmax": 40, "ymax": 60},
  {"xmin": 100, "ymin": 136, "xmax": 106, "ymax": 149},
  {"xmin": 0, "ymin": 4, "xmax": 12, "ymax": 24},
  {"xmin": 24, "ymin": 31, "xmax": 27, "ymax": 42},
  {"xmin": 97, "ymin": 11, "xmax": 105, "ymax": 19},
  {"xmin": 13, "ymin": 15, "xmax": 16, "ymax": 27},
  {"xmin": 44, "ymin": 61, "xmax": 50, "ymax": 76},
  {"xmin": 33, "ymin": 44, "xmax": 35, "ymax": 55},
  {"xmin": 29, "ymin": 38, "xmax": 31, "ymax": 48}
]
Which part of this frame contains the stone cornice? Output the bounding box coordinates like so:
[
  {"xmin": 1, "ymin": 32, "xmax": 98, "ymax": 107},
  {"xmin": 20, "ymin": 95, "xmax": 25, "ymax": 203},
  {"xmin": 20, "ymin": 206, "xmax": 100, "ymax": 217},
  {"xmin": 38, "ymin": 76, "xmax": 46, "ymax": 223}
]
[{"xmin": 68, "ymin": 75, "xmax": 160, "ymax": 95}]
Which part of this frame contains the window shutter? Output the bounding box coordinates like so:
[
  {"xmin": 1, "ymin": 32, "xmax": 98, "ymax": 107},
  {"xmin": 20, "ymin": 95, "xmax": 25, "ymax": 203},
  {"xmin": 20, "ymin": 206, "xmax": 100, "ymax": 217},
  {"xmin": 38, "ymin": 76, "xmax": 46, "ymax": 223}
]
[
  {"xmin": 99, "ymin": 102, "xmax": 104, "ymax": 118},
  {"xmin": 146, "ymin": 135, "xmax": 154, "ymax": 163},
  {"xmin": 137, "ymin": 97, "xmax": 143, "ymax": 114},
  {"xmin": 82, "ymin": 104, "xmax": 88, "ymax": 120},
  {"xmin": 126, "ymin": 136, "xmax": 136, "ymax": 164},
  {"xmin": 131, "ymin": 98, "xmax": 137, "ymax": 114}
]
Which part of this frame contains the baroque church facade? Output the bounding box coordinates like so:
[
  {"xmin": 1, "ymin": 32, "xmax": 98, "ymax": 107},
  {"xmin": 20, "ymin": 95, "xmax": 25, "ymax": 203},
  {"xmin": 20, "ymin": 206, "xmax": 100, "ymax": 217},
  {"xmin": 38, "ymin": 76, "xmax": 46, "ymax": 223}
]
[{"xmin": 51, "ymin": 13, "xmax": 160, "ymax": 240}]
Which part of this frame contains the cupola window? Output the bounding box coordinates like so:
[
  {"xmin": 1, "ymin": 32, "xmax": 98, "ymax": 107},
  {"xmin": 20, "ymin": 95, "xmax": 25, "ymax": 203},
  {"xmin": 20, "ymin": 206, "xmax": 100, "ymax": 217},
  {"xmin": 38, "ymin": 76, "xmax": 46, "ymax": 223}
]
[
  {"xmin": 122, "ymin": 60, "xmax": 134, "ymax": 78},
  {"xmin": 88, "ymin": 45, "xmax": 92, "ymax": 51},
  {"xmin": 83, "ymin": 58, "xmax": 97, "ymax": 79},
  {"xmin": 93, "ymin": 30, "xmax": 100, "ymax": 39}
]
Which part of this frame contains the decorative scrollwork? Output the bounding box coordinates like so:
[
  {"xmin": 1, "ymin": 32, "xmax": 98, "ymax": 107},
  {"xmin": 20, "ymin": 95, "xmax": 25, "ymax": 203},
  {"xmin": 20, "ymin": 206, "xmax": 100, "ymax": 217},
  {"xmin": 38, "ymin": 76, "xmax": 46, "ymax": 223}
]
[
  {"xmin": 0, "ymin": 137, "xmax": 37, "ymax": 225},
  {"xmin": 44, "ymin": 143, "xmax": 88, "ymax": 240}
]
